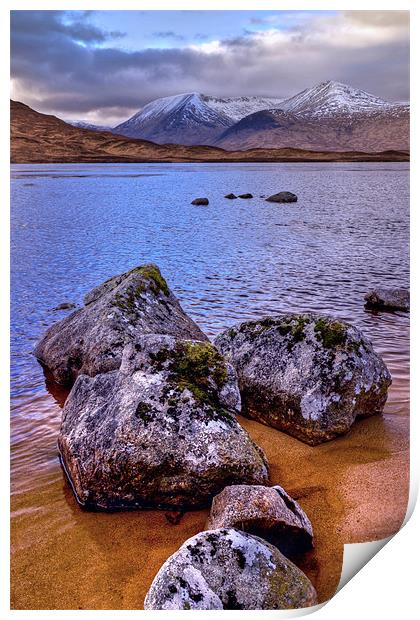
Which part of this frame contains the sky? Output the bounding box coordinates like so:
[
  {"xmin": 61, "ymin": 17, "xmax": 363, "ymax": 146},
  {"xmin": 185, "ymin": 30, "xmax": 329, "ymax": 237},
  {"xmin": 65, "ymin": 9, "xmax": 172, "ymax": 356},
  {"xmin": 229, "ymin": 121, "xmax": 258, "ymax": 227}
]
[{"xmin": 10, "ymin": 10, "xmax": 410, "ymax": 126}]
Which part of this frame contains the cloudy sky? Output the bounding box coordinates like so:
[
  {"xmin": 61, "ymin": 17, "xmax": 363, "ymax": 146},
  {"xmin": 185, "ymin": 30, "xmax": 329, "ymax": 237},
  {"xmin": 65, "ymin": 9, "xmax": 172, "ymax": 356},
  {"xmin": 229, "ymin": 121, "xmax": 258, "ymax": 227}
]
[{"xmin": 10, "ymin": 10, "xmax": 409, "ymax": 126}]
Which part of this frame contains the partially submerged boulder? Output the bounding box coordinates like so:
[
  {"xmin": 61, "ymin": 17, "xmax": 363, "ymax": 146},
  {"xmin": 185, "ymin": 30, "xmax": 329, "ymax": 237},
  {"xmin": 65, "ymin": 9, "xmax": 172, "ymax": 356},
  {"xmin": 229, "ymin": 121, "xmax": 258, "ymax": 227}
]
[
  {"xmin": 206, "ymin": 484, "xmax": 313, "ymax": 556},
  {"xmin": 58, "ymin": 335, "xmax": 269, "ymax": 510},
  {"xmin": 191, "ymin": 197, "xmax": 209, "ymax": 205},
  {"xmin": 225, "ymin": 193, "xmax": 237, "ymax": 199},
  {"xmin": 266, "ymin": 192, "xmax": 298, "ymax": 203},
  {"xmin": 52, "ymin": 302, "xmax": 76, "ymax": 311},
  {"xmin": 34, "ymin": 264, "xmax": 207, "ymax": 385},
  {"xmin": 144, "ymin": 528, "xmax": 317, "ymax": 610},
  {"xmin": 364, "ymin": 287, "xmax": 409, "ymax": 312},
  {"xmin": 238, "ymin": 193, "xmax": 253, "ymax": 199},
  {"xmin": 215, "ymin": 314, "xmax": 391, "ymax": 445}
]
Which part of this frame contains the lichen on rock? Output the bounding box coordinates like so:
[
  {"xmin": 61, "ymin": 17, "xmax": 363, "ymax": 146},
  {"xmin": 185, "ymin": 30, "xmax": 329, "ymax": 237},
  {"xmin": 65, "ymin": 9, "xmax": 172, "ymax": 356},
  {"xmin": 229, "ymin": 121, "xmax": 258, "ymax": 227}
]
[
  {"xmin": 58, "ymin": 335, "xmax": 268, "ymax": 510},
  {"xmin": 34, "ymin": 263, "xmax": 207, "ymax": 385},
  {"xmin": 215, "ymin": 313, "xmax": 392, "ymax": 445},
  {"xmin": 144, "ymin": 528, "xmax": 317, "ymax": 609}
]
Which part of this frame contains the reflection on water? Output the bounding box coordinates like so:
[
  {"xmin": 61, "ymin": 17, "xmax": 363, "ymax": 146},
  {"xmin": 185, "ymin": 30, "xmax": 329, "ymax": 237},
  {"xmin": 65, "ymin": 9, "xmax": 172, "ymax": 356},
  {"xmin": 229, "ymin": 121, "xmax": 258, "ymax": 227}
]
[{"xmin": 10, "ymin": 162, "xmax": 409, "ymax": 608}]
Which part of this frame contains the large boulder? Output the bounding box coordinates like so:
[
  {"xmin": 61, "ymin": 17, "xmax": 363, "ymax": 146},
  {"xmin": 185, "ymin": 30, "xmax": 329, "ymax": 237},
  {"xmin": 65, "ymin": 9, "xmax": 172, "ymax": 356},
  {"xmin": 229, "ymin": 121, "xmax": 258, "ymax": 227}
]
[
  {"xmin": 191, "ymin": 197, "xmax": 209, "ymax": 205},
  {"xmin": 58, "ymin": 335, "xmax": 269, "ymax": 510},
  {"xmin": 266, "ymin": 192, "xmax": 297, "ymax": 203},
  {"xmin": 206, "ymin": 484, "xmax": 313, "ymax": 557},
  {"xmin": 215, "ymin": 314, "xmax": 392, "ymax": 445},
  {"xmin": 144, "ymin": 528, "xmax": 317, "ymax": 610},
  {"xmin": 364, "ymin": 287, "xmax": 409, "ymax": 312},
  {"xmin": 34, "ymin": 264, "xmax": 207, "ymax": 385}
]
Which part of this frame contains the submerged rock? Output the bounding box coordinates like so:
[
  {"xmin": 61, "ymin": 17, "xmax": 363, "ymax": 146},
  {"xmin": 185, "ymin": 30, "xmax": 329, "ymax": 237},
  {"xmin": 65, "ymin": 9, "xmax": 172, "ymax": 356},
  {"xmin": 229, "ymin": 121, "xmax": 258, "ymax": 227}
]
[
  {"xmin": 58, "ymin": 335, "xmax": 268, "ymax": 510},
  {"xmin": 238, "ymin": 193, "xmax": 253, "ymax": 199},
  {"xmin": 266, "ymin": 192, "xmax": 298, "ymax": 203},
  {"xmin": 225, "ymin": 193, "xmax": 238, "ymax": 199},
  {"xmin": 215, "ymin": 314, "xmax": 391, "ymax": 445},
  {"xmin": 34, "ymin": 264, "xmax": 206, "ymax": 385},
  {"xmin": 144, "ymin": 528, "xmax": 317, "ymax": 610},
  {"xmin": 191, "ymin": 197, "xmax": 209, "ymax": 205},
  {"xmin": 52, "ymin": 302, "xmax": 76, "ymax": 311},
  {"xmin": 206, "ymin": 484, "xmax": 313, "ymax": 556},
  {"xmin": 364, "ymin": 287, "xmax": 409, "ymax": 312}
]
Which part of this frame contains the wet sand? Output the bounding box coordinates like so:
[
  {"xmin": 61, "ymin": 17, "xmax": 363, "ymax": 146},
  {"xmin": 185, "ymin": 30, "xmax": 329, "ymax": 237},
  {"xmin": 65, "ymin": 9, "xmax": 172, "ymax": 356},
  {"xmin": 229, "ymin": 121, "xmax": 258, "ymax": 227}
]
[{"xmin": 10, "ymin": 386, "xmax": 409, "ymax": 610}]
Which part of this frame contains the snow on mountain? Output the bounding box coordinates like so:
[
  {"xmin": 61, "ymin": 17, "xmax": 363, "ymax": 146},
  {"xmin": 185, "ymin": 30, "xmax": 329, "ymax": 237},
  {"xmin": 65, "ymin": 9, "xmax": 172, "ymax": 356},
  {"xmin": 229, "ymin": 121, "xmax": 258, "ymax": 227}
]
[
  {"xmin": 278, "ymin": 80, "xmax": 403, "ymax": 117},
  {"xmin": 67, "ymin": 120, "xmax": 113, "ymax": 132},
  {"xmin": 202, "ymin": 95, "xmax": 285, "ymax": 122}
]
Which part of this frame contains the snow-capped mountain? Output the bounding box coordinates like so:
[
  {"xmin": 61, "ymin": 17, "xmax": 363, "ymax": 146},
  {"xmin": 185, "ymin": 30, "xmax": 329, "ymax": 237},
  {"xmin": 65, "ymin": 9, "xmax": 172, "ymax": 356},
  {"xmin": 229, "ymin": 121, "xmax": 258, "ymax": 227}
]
[
  {"xmin": 67, "ymin": 120, "xmax": 113, "ymax": 132},
  {"xmin": 278, "ymin": 80, "xmax": 406, "ymax": 117},
  {"xmin": 112, "ymin": 81, "xmax": 409, "ymax": 151},
  {"xmin": 114, "ymin": 92, "xmax": 233, "ymax": 145},
  {"xmin": 113, "ymin": 92, "xmax": 286, "ymax": 144}
]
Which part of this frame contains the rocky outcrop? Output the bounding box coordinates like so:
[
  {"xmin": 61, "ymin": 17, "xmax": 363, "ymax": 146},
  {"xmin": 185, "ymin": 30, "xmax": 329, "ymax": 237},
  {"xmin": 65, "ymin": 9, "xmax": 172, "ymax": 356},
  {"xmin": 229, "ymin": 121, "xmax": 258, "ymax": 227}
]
[
  {"xmin": 206, "ymin": 485, "xmax": 313, "ymax": 556},
  {"xmin": 238, "ymin": 193, "xmax": 253, "ymax": 199},
  {"xmin": 224, "ymin": 193, "xmax": 237, "ymax": 199},
  {"xmin": 215, "ymin": 314, "xmax": 391, "ymax": 445},
  {"xmin": 58, "ymin": 335, "xmax": 269, "ymax": 510},
  {"xmin": 191, "ymin": 198, "xmax": 209, "ymax": 205},
  {"xmin": 34, "ymin": 264, "xmax": 207, "ymax": 385},
  {"xmin": 266, "ymin": 192, "xmax": 298, "ymax": 203},
  {"xmin": 144, "ymin": 528, "xmax": 317, "ymax": 609},
  {"xmin": 364, "ymin": 287, "xmax": 409, "ymax": 312}
]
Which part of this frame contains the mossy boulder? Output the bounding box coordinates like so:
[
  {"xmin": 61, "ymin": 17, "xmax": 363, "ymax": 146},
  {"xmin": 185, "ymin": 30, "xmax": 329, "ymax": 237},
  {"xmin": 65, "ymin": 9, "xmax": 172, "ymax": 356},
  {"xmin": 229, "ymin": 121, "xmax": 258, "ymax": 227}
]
[
  {"xmin": 144, "ymin": 528, "xmax": 317, "ymax": 609},
  {"xmin": 214, "ymin": 313, "xmax": 391, "ymax": 445},
  {"xmin": 58, "ymin": 335, "xmax": 268, "ymax": 510},
  {"xmin": 34, "ymin": 263, "xmax": 207, "ymax": 385},
  {"xmin": 206, "ymin": 484, "xmax": 313, "ymax": 557}
]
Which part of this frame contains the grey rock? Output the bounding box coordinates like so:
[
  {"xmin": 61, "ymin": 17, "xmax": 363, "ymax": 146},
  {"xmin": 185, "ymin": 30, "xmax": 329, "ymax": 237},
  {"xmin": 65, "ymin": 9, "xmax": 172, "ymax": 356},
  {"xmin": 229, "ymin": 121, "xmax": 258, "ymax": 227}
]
[
  {"xmin": 144, "ymin": 528, "xmax": 317, "ymax": 610},
  {"xmin": 191, "ymin": 197, "xmax": 209, "ymax": 205},
  {"xmin": 238, "ymin": 193, "xmax": 253, "ymax": 199},
  {"xmin": 34, "ymin": 264, "xmax": 207, "ymax": 385},
  {"xmin": 266, "ymin": 192, "xmax": 298, "ymax": 203},
  {"xmin": 215, "ymin": 314, "xmax": 391, "ymax": 445},
  {"xmin": 52, "ymin": 302, "xmax": 77, "ymax": 311},
  {"xmin": 364, "ymin": 287, "xmax": 409, "ymax": 312},
  {"xmin": 206, "ymin": 484, "xmax": 313, "ymax": 556},
  {"xmin": 224, "ymin": 193, "xmax": 238, "ymax": 199},
  {"xmin": 58, "ymin": 335, "xmax": 268, "ymax": 510}
]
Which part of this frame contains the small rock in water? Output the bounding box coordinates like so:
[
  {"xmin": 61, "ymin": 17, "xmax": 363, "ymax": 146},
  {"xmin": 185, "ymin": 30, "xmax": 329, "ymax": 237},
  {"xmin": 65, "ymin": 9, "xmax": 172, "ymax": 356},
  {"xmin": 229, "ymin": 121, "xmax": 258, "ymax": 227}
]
[
  {"xmin": 224, "ymin": 193, "xmax": 238, "ymax": 199},
  {"xmin": 191, "ymin": 197, "xmax": 209, "ymax": 205},
  {"xmin": 206, "ymin": 484, "xmax": 313, "ymax": 557},
  {"xmin": 215, "ymin": 313, "xmax": 392, "ymax": 445},
  {"xmin": 58, "ymin": 335, "xmax": 269, "ymax": 510},
  {"xmin": 266, "ymin": 192, "xmax": 298, "ymax": 203},
  {"xmin": 238, "ymin": 193, "xmax": 253, "ymax": 199},
  {"xmin": 364, "ymin": 287, "xmax": 409, "ymax": 312},
  {"xmin": 52, "ymin": 302, "xmax": 76, "ymax": 311},
  {"xmin": 34, "ymin": 263, "xmax": 207, "ymax": 385},
  {"xmin": 144, "ymin": 528, "xmax": 317, "ymax": 610}
]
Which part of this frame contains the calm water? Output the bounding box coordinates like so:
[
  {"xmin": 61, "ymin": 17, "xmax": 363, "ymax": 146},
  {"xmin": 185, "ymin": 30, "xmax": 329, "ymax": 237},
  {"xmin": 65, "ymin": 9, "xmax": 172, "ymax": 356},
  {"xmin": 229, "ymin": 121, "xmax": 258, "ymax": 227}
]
[{"xmin": 11, "ymin": 162, "xmax": 409, "ymax": 495}]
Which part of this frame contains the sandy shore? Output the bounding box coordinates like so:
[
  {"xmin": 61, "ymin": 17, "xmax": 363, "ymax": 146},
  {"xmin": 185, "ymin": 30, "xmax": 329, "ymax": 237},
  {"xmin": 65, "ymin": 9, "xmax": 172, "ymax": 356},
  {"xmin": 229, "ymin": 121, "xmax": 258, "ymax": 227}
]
[{"xmin": 10, "ymin": 390, "xmax": 409, "ymax": 610}]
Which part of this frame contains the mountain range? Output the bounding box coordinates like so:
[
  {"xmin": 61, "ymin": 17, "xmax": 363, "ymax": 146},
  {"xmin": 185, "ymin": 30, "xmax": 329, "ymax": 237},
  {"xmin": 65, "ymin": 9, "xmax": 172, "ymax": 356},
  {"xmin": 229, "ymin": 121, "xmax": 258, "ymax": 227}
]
[
  {"xmin": 83, "ymin": 80, "xmax": 410, "ymax": 152},
  {"xmin": 11, "ymin": 100, "xmax": 408, "ymax": 164}
]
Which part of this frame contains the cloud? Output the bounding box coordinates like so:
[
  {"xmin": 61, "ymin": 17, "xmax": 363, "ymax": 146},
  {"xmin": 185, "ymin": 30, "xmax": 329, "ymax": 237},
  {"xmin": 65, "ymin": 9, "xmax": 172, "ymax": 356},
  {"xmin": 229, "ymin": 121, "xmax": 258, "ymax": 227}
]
[{"xmin": 10, "ymin": 10, "xmax": 409, "ymax": 125}]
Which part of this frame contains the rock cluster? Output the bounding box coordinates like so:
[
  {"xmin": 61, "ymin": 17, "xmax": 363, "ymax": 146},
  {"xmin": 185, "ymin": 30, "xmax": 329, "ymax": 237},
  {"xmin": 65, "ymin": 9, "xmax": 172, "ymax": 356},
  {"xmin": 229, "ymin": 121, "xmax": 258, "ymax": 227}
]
[
  {"xmin": 144, "ymin": 528, "xmax": 317, "ymax": 610},
  {"xmin": 215, "ymin": 313, "xmax": 391, "ymax": 445}
]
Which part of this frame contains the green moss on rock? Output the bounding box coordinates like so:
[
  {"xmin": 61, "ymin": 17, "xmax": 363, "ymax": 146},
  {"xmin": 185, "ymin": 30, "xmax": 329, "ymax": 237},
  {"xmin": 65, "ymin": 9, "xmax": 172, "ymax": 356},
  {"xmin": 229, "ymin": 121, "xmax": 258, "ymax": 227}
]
[{"xmin": 314, "ymin": 318, "xmax": 347, "ymax": 349}]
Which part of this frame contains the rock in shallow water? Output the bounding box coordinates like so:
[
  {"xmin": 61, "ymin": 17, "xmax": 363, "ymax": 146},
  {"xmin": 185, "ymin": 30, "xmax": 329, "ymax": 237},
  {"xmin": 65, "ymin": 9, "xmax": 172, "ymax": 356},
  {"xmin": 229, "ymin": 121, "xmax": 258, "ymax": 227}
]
[
  {"xmin": 238, "ymin": 193, "xmax": 253, "ymax": 199},
  {"xmin": 215, "ymin": 314, "xmax": 391, "ymax": 445},
  {"xmin": 191, "ymin": 197, "xmax": 209, "ymax": 205},
  {"xmin": 266, "ymin": 192, "xmax": 298, "ymax": 203},
  {"xmin": 58, "ymin": 335, "xmax": 268, "ymax": 510},
  {"xmin": 364, "ymin": 287, "xmax": 409, "ymax": 312},
  {"xmin": 144, "ymin": 528, "xmax": 317, "ymax": 610},
  {"xmin": 224, "ymin": 193, "xmax": 237, "ymax": 199},
  {"xmin": 34, "ymin": 263, "xmax": 207, "ymax": 385},
  {"xmin": 206, "ymin": 484, "xmax": 313, "ymax": 556}
]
